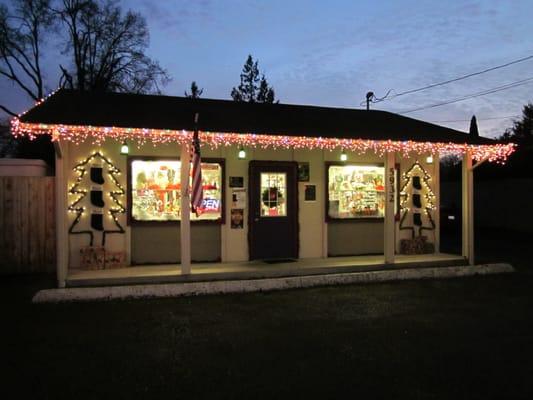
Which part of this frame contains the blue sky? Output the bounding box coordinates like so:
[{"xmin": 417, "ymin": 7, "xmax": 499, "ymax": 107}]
[{"xmin": 1, "ymin": 0, "xmax": 532, "ymax": 137}]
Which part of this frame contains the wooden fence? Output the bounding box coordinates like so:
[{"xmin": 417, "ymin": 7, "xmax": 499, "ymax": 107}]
[{"xmin": 0, "ymin": 177, "xmax": 55, "ymax": 274}]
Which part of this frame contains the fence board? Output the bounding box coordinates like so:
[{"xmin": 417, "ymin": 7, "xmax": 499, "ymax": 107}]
[
  {"xmin": 0, "ymin": 176, "xmax": 55, "ymax": 274},
  {"xmin": 0, "ymin": 178, "xmax": 4, "ymax": 264},
  {"xmin": 3, "ymin": 178, "xmax": 15, "ymax": 267}
]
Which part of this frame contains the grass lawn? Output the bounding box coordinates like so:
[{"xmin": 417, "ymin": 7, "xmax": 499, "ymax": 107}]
[{"xmin": 3, "ymin": 229, "xmax": 533, "ymax": 399}]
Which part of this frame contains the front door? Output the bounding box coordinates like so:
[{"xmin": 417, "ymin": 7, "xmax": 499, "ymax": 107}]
[{"xmin": 249, "ymin": 161, "xmax": 298, "ymax": 260}]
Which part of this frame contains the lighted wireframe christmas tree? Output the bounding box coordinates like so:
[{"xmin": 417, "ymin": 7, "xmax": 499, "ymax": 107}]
[
  {"xmin": 68, "ymin": 152, "xmax": 126, "ymax": 246},
  {"xmin": 399, "ymin": 160, "xmax": 436, "ymax": 238}
]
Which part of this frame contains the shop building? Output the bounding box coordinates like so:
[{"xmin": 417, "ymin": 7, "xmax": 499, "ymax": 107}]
[{"xmin": 12, "ymin": 90, "xmax": 514, "ymax": 288}]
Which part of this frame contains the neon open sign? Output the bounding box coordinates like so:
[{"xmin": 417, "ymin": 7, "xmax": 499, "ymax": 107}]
[{"xmin": 201, "ymin": 198, "xmax": 220, "ymax": 211}]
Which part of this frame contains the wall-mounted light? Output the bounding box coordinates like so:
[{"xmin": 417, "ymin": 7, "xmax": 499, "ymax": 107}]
[
  {"xmin": 238, "ymin": 147, "xmax": 246, "ymax": 159},
  {"xmin": 340, "ymin": 150, "xmax": 347, "ymax": 162},
  {"xmin": 426, "ymin": 155, "xmax": 434, "ymax": 164},
  {"xmin": 120, "ymin": 141, "xmax": 129, "ymax": 155}
]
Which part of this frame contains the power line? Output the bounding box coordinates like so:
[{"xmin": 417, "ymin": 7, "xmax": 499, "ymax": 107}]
[
  {"xmin": 430, "ymin": 115, "xmax": 520, "ymax": 123},
  {"xmin": 399, "ymin": 76, "xmax": 533, "ymax": 114},
  {"xmin": 365, "ymin": 53, "xmax": 533, "ymax": 105}
]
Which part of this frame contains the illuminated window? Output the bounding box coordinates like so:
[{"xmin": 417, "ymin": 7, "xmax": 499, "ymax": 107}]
[
  {"xmin": 327, "ymin": 164, "xmax": 385, "ymax": 219},
  {"xmin": 260, "ymin": 172, "xmax": 287, "ymax": 217},
  {"xmin": 129, "ymin": 158, "xmax": 224, "ymax": 223}
]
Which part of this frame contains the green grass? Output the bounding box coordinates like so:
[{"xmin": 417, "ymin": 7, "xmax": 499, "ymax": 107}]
[{"xmin": 3, "ymin": 229, "xmax": 533, "ymax": 399}]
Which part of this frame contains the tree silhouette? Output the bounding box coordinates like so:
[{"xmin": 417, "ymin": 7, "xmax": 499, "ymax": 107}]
[
  {"xmin": 257, "ymin": 75, "xmax": 275, "ymax": 103},
  {"xmin": 185, "ymin": 81, "xmax": 203, "ymax": 98},
  {"xmin": 0, "ymin": 0, "xmax": 54, "ymax": 116},
  {"xmin": 500, "ymin": 103, "xmax": 533, "ymax": 145},
  {"xmin": 58, "ymin": 0, "xmax": 169, "ymax": 93},
  {"xmin": 469, "ymin": 115, "xmax": 479, "ymax": 137},
  {"xmin": 1, "ymin": 0, "xmax": 170, "ymax": 117},
  {"xmin": 231, "ymin": 55, "xmax": 276, "ymax": 103}
]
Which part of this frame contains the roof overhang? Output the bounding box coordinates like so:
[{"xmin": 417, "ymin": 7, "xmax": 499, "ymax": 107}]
[
  {"xmin": 11, "ymin": 118, "xmax": 515, "ymax": 164},
  {"xmin": 11, "ymin": 89, "xmax": 516, "ymax": 163}
]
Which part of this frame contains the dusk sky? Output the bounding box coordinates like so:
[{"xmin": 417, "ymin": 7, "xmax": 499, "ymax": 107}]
[{"xmin": 1, "ymin": 0, "xmax": 532, "ymax": 138}]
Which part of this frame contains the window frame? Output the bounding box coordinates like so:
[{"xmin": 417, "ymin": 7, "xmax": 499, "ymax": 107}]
[{"xmin": 127, "ymin": 155, "xmax": 226, "ymax": 226}]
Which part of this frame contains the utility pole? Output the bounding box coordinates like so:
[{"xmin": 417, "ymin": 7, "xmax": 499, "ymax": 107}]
[{"xmin": 366, "ymin": 92, "xmax": 374, "ymax": 110}]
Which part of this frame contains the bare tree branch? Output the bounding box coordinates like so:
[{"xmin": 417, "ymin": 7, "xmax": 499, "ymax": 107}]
[
  {"xmin": 0, "ymin": 103, "xmax": 17, "ymax": 117},
  {"xmin": 58, "ymin": 0, "xmax": 169, "ymax": 94},
  {"xmin": 0, "ymin": 0, "xmax": 54, "ymax": 113}
]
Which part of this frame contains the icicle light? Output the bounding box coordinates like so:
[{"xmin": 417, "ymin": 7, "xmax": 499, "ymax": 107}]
[{"xmin": 11, "ymin": 118, "xmax": 515, "ymax": 164}]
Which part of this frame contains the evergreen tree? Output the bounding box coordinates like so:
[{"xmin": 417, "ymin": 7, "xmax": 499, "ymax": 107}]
[
  {"xmin": 500, "ymin": 103, "xmax": 533, "ymax": 145},
  {"xmin": 185, "ymin": 81, "xmax": 203, "ymax": 98},
  {"xmin": 469, "ymin": 115, "xmax": 479, "ymax": 137},
  {"xmin": 257, "ymin": 75, "xmax": 275, "ymax": 103},
  {"xmin": 231, "ymin": 55, "xmax": 276, "ymax": 103}
]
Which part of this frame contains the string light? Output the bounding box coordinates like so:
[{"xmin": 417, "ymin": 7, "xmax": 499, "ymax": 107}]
[
  {"xmin": 68, "ymin": 151, "xmax": 126, "ymax": 246},
  {"xmin": 399, "ymin": 160, "xmax": 436, "ymax": 238},
  {"xmin": 11, "ymin": 118, "xmax": 515, "ymax": 164}
]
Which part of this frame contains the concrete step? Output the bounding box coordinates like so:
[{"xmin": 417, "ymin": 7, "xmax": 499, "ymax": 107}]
[{"xmin": 34, "ymin": 263, "xmax": 514, "ymax": 303}]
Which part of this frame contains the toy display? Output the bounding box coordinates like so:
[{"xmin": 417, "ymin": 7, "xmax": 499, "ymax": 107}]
[
  {"xmin": 328, "ymin": 164, "xmax": 385, "ymax": 219},
  {"xmin": 130, "ymin": 160, "xmax": 222, "ymax": 222}
]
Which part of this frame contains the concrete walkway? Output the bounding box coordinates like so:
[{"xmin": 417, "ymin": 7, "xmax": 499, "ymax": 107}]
[{"xmin": 34, "ymin": 263, "xmax": 514, "ymax": 303}]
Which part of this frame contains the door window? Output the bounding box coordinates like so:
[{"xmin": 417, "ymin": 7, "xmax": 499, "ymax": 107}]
[{"xmin": 260, "ymin": 172, "xmax": 287, "ymax": 217}]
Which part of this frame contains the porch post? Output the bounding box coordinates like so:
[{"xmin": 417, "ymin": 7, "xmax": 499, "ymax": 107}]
[
  {"xmin": 54, "ymin": 140, "xmax": 68, "ymax": 288},
  {"xmin": 462, "ymin": 151, "xmax": 474, "ymax": 265},
  {"xmin": 384, "ymin": 152, "xmax": 396, "ymax": 264},
  {"xmin": 180, "ymin": 143, "xmax": 191, "ymax": 274}
]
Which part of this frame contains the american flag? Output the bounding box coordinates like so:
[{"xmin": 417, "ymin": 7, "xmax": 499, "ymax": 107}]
[{"xmin": 191, "ymin": 113, "xmax": 203, "ymax": 216}]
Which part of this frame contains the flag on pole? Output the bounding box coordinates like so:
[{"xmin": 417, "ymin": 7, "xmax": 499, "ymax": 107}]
[{"xmin": 191, "ymin": 113, "xmax": 203, "ymax": 216}]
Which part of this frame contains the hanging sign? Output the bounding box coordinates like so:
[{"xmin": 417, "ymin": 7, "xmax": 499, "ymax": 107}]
[{"xmin": 232, "ymin": 188, "xmax": 246, "ymax": 208}]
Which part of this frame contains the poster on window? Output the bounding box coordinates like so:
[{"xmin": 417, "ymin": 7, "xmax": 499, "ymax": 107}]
[
  {"xmin": 130, "ymin": 159, "xmax": 223, "ymax": 222},
  {"xmin": 327, "ymin": 164, "xmax": 385, "ymax": 219}
]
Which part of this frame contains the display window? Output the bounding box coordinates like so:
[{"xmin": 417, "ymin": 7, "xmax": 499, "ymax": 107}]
[
  {"xmin": 128, "ymin": 157, "xmax": 224, "ymax": 224},
  {"xmin": 327, "ymin": 163, "xmax": 385, "ymax": 219}
]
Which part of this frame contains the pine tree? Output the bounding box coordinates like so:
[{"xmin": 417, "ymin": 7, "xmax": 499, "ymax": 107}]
[
  {"xmin": 257, "ymin": 75, "xmax": 275, "ymax": 103},
  {"xmin": 231, "ymin": 55, "xmax": 276, "ymax": 103},
  {"xmin": 469, "ymin": 115, "xmax": 479, "ymax": 137},
  {"xmin": 500, "ymin": 103, "xmax": 533, "ymax": 145},
  {"xmin": 185, "ymin": 81, "xmax": 203, "ymax": 99}
]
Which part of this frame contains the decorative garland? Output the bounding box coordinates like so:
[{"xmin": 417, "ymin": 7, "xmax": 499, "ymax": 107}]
[
  {"xmin": 262, "ymin": 187, "xmax": 284, "ymax": 208},
  {"xmin": 399, "ymin": 160, "xmax": 436, "ymax": 238},
  {"xmin": 68, "ymin": 151, "xmax": 126, "ymax": 246}
]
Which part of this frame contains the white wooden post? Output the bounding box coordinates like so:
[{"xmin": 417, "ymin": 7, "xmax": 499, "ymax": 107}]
[
  {"xmin": 180, "ymin": 144, "xmax": 191, "ymax": 274},
  {"xmin": 433, "ymin": 153, "xmax": 440, "ymax": 254},
  {"xmin": 54, "ymin": 140, "xmax": 68, "ymax": 288},
  {"xmin": 462, "ymin": 151, "xmax": 474, "ymax": 265},
  {"xmin": 384, "ymin": 152, "xmax": 396, "ymax": 264}
]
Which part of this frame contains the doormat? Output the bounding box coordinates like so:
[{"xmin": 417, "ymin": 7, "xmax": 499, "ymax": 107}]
[{"xmin": 262, "ymin": 258, "xmax": 297, "ymax": 264}]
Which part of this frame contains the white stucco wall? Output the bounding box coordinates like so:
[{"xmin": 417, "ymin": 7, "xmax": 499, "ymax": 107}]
[{"xmin": 62, "ymin": 139, "xmax": 440, "ymax": 269}]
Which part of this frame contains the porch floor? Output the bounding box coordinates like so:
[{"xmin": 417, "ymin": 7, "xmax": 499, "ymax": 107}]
[{"xmin": 66, "ymin": 253, "xmax": 466, "ymax": 288}]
